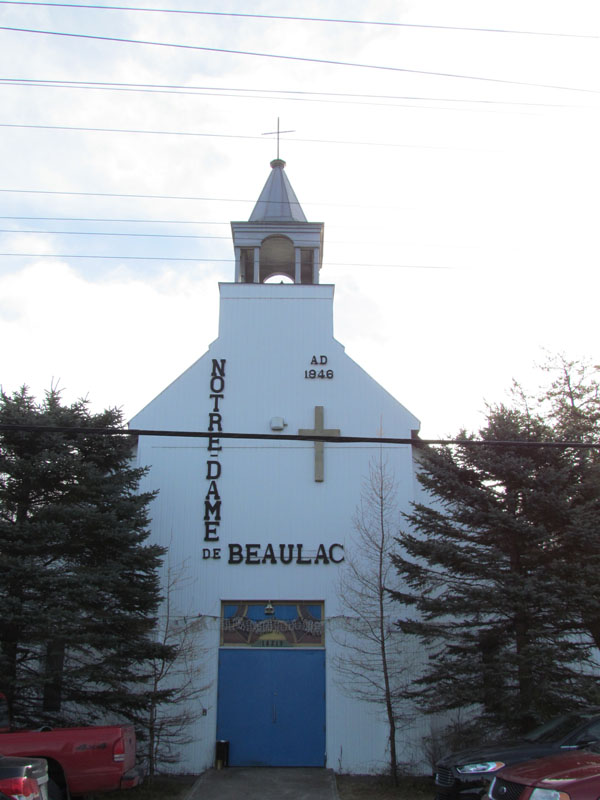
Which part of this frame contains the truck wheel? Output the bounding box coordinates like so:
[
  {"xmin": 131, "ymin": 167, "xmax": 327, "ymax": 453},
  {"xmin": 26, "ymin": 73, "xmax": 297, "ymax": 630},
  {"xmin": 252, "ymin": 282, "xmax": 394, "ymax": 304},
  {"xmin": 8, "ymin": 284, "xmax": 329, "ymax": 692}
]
[{"xmin": 48, "ymin": 779, "xmax": 66, "ymax": 800}]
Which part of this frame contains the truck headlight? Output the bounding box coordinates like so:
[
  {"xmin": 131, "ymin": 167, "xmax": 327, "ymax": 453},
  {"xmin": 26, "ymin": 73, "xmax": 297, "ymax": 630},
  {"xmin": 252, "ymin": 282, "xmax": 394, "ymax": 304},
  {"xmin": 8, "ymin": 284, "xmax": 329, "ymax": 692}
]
[
  {"xmin": 457, "ymin": 761, "xmax": 505, "ymax": 774},
  {"xmin": 530, "ymin": 788, "xmax": 571, "ymax": 800}
]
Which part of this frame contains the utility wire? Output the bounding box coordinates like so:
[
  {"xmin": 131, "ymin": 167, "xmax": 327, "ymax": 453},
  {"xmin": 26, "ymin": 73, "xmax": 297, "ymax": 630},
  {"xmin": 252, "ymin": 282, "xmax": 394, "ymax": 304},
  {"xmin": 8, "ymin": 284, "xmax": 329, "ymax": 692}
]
[
  {"xmin": 0, "ymin": 2, "xmax": 596, "ymax": 39},
  {"xmin": 0, "ymin": 216, "xmax": 230, "ymax": 224},
  {"xmin": 0, "ymin": 217, "xmax": 494, "ymax": 240},
  {"xmin": 0, "ymin": 78, "xmax": 587, "ymax": 111},
  {"xmin": 0, "ymin": 187, "xmax": 408, "ymax": 211},
  {"xmin": 0, "ymin": 82, "xmax": 540, "ymax": 116},
  {"xmin": 0, "ymin": 228, "xmax": 231, "ymax": 239},
  {"xmin": 0, "ymin": 253, "xmax": 454, "ymax": 268},
  {"xmin": 0, "ymin": 187, "xmax": 271, "ymax": 203},
  {"xmin": 1, "ymin": 26, "xmax": 598, "ymax": 94},
  {"xmin": 1, "ymin": 423, "xmax": 599, "ymax": 448},
  {"xmin": 0, "ymin": 252, "xmax": 232, "ymax": 262},
  {"xmin": 0, "ymin": 227, "xmax": 480, "ymax": 248},
  {"xmin": 0, "ymin": 122, "xmax": 492, "ymax": 151}
]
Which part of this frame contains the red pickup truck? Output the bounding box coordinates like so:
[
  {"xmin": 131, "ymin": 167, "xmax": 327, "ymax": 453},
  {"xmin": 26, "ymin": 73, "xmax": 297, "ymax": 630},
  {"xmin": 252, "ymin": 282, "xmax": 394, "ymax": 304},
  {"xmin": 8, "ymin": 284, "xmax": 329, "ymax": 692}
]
[{"xmin": 0, "ymin": 695, "xmax": 143, "ymax": 799}]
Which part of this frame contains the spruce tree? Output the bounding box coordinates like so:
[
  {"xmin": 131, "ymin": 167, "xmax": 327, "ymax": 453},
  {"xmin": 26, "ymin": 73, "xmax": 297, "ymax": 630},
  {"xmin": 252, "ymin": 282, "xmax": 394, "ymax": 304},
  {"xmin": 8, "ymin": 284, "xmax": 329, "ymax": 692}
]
[
  {"xmin": 533, "ymin": 358, "xmax": 600, "ymax": 651},
  {"xmin": 0, "ymin": 386, "xmax": 169, "ymax": 726},
  {"xmin": 392, "ymin": 362, "xmax": 600, "ymax": 738}
]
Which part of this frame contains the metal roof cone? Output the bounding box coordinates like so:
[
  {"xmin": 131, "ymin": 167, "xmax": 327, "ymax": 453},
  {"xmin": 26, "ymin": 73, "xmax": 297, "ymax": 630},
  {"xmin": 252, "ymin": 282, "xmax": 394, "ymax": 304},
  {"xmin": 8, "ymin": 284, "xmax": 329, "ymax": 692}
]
[{"xmin": 249, "ymin": 159, "xmax": 307, "ymax": 223}]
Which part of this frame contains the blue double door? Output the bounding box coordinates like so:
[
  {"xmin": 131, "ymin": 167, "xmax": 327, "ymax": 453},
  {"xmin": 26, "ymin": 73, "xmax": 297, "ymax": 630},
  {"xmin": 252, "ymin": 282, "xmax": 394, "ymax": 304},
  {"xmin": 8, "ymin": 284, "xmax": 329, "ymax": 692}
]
[{"xmin": 216, "ymin": 648, "xmax": 326, "ymax": 766}]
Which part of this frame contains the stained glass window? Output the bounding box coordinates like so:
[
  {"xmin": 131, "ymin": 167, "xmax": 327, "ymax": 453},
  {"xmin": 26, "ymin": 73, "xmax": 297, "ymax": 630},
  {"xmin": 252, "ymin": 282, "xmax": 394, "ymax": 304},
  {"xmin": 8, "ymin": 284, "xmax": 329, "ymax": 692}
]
[{"xmin": 221, "ymin": 601, "xmax": 324, "ymax": 647}]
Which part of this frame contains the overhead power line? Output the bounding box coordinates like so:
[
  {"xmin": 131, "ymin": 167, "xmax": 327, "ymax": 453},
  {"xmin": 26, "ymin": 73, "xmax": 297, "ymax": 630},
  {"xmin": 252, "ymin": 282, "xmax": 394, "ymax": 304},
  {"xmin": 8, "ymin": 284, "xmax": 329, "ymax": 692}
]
[
  {"xmin": 0, "ymin": 252, "xmax": 454, "ymax": 269},
  {"xmin": 0, "ymin": 228, "xmax": 231, "ymax": 240},
  {"xmin": 0, "ymin": 187, "xmax": 408, "ymax": 211},
  {"xmin": 0, "ymin": 122, "xmax": 489, "ymax": 151},
  {"xmin": 0, "ymin": 216, "xmax": 505, "ymax": 242},
  {"xmin": 0, "ymin": 187, "xmax": 265, "ymax": 203},
  {"xmin": 1, "ymin": 423, "xmax": 599, "ymax": 449},
  {"xmin": 1, "ymin": 26, "xmax": 598, "ymax": 94},
  {"xmin": 0, "ymin": 252, "xmax": 231, "ymax": 262},
  {"xmin": 0, "ymin": 2, "xmax": 596, "ymax": 39},
  {"xmin": 0, "ymin": 226, "xmax": 476, "ymax": 249},
  {"xmin": 0, "ymin": 78, "xmax": 585, "ymax": 111},
  {"xmin": 0, "ymin": 216, "xmax": 230, "ymax": 224}
]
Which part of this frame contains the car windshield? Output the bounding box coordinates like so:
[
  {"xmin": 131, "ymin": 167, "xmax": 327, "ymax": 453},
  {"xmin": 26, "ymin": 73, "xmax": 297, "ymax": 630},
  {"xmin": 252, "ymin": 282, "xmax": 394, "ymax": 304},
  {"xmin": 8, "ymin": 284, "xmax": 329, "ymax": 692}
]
[{"xmin": 524, "ymin": 714, "xmax": 590, "ymax": 743}]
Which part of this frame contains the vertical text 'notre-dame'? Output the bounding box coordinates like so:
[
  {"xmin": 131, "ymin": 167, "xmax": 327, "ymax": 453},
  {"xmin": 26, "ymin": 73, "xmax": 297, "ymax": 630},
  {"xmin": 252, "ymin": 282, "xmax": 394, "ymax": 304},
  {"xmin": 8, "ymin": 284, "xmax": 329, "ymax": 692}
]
[{"xmin": 204, "ymin": 358, "xmax": 225, "ymax": 557}]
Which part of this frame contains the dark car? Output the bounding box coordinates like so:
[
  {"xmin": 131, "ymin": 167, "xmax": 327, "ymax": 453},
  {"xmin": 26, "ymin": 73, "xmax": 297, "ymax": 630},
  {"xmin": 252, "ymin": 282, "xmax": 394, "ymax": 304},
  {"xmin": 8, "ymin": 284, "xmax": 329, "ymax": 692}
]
[
  {"xmin": 486, "ymin": 749, "xmax": 600, "ymax": 800},
  {"xmin": 0, "ymin": 755, "xmax": 49, "ymax": 800},
  {"xmin": 435, "ymin": 710, "xmax": 600, "ymax": 799}
]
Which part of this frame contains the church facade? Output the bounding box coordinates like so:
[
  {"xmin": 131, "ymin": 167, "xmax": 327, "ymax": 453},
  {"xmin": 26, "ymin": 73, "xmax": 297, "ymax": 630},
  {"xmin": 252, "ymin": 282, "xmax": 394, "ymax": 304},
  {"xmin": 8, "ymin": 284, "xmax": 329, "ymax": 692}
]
[{"xmin": 130, "ymin": 159, "xmax": 428, "ymax": 774}]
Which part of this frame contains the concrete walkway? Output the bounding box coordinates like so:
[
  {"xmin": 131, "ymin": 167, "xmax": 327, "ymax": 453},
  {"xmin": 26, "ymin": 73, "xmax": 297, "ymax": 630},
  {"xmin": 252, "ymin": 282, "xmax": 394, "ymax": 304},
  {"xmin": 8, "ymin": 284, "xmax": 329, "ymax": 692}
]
[{"xmin": 186, "ymin": 768, "xmax": 339, "ymax": 800}]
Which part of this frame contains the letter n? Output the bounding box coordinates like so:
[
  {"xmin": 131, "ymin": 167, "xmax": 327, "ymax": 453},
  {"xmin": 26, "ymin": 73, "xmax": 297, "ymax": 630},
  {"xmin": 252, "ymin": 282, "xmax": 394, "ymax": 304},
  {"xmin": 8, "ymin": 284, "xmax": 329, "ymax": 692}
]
[{"xmin": 211, "ymin": 359, "xmax": 226, "ymax": 378}]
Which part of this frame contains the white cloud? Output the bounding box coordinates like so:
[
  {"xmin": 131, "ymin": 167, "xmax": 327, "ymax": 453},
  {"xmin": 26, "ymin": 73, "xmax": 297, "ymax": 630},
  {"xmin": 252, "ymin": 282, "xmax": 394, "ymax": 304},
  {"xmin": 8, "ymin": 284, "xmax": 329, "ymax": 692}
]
[
  {"xmin": 0, "ymin": 261, "xmax": 220, "ymax": 416},
  {"xmin": 0, "ymin": 0, "xmax": 598, "ymax": 438}
]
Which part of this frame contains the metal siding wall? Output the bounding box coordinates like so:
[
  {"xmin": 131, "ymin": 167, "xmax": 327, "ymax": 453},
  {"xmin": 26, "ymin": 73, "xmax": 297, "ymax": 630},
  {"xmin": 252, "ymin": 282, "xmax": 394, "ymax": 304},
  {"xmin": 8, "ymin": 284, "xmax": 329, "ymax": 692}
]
[{"xmin": 132, "ymin": 283, "xmax": 424, "ymax": 775}]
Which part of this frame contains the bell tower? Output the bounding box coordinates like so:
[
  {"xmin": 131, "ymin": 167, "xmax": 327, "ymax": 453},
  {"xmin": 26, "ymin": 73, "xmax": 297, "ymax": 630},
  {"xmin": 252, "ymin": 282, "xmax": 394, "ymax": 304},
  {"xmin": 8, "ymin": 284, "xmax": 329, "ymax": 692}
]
[{"xmin": 231, "ymin": 159, "xmax": 324, "ymax": 284}]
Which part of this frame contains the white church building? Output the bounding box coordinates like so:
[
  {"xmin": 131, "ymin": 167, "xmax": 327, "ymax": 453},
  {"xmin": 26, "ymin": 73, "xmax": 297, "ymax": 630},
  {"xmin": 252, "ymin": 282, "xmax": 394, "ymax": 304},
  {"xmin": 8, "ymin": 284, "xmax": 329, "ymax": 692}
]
[{"xmin": 130, "ymin": 158, "xmax": 429, "ymax": 775}]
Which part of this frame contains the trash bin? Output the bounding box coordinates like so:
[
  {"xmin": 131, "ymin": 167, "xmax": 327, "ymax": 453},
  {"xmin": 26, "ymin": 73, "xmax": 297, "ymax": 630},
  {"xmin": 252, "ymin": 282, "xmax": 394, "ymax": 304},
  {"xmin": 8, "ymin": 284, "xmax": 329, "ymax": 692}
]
[{"xmin": 215, "ymin": 740, "xmax": 229, "ymax": 769}]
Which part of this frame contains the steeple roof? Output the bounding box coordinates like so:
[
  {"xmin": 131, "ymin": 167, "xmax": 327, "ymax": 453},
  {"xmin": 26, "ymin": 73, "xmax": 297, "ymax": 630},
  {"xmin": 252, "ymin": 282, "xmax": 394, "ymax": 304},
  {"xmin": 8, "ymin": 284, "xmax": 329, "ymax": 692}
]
[{"xmin": 249, "ymin": 159, "xmax": 307, "ymax": 223}]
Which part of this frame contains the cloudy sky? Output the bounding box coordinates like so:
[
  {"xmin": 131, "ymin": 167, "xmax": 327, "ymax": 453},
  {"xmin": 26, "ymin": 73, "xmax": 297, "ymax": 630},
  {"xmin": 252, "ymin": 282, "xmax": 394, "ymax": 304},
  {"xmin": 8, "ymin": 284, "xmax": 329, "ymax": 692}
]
[{"xmin": 0, "ymin": 0, "xmax": 598, "ymax": 438}]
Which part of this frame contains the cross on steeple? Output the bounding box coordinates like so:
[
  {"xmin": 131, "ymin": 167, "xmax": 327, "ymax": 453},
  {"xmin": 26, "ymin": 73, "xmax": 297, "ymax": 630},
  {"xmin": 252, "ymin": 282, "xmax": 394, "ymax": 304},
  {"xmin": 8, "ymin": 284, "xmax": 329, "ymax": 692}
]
[
  {"xmin": 298, "ymin": 406, "xmax": 341, "ymax": 482},
  {"xmin": 262, "ymin": 117, "xmax": 295, "ymax": 160}
]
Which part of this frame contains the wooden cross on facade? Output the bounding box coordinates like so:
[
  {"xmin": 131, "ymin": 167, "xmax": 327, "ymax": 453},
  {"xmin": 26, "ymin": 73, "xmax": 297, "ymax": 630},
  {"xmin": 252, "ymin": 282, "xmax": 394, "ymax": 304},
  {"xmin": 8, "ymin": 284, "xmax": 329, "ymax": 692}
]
[{"xmin": 298, "ymin": 406, "xmax": 341, "ymax": 482}]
